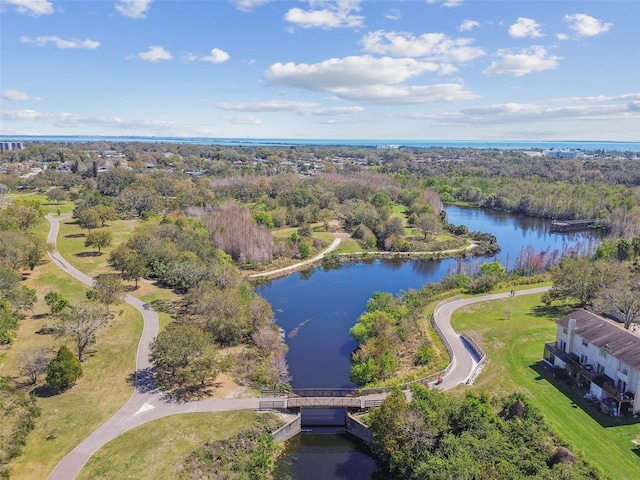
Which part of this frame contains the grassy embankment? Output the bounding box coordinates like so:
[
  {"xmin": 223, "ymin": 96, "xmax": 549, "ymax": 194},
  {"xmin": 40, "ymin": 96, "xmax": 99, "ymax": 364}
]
[
  {"xmin": 450, "ymin": 293, "xmax": 640, "ymax": 480},
  {"xmin": 76, "ymin": 411, "xmax": 283, "ymax": 480}
]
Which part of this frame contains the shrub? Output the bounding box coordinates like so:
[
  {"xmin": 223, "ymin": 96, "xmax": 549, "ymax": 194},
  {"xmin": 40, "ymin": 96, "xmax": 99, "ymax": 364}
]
[{"xmin": 46, "ymin": 346, "xmax": 83, "ymax": 391}]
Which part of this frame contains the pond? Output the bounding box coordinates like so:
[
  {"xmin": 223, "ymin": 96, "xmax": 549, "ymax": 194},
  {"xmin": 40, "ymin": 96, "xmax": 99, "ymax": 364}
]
[{"xmin": 258, "ymin": 205, "xmax": 600, "ymax": 478}]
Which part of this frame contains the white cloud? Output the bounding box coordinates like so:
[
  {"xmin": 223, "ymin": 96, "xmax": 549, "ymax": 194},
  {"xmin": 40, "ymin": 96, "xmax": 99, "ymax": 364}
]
[
  {"xmin": 1, "ymin": 89, "xmax": 39, "ymax": 101},
  {"xmin": 5, "ymin": 0, "xmax": 53, "ymax": 16},
  {"xmin": 231, "ymin": 0, "xmax": 273, "ymax": 12},
  {"xmin": 264, "ymin": 55, "xmax": 478, "ymax": 104},
  {"xmin": 361, "ymin": 30, "xmax": 485, "ymax": 62},
  {"xmin": 216, "ymin": 101, "xmax": 365, "ymax": 116},
  {"xmin": 115, "ymin": 0, "xmax": 153, "ymax": 19},
  {"xmin": 385, "ymin": 8, "xmax": 401, "ymax": 21},
  {"xmin": 217, "ymin": 100, "xmax": 321, "ymax": 112},
  {"xmin": 564, "ymin": 13, "xmax": 612, "ymax": 37},
  {"xmin": 135, "ymin": 46, "xmax": 172, "ymax": 62},
  {"xmin": 201, "ymin": 48, "xmax": 230, "ymax": 64},
  {"xmin": 266, "ymin": 55, "xmax": 441, "ymax": 90},
  {"xmin": 556, "ymin": 33, "xmax": 569, "ymax": 41},
  {"xmin": 20, "ymin": 35, "xmax": 100, "ymax": 49},
  {"xmin": 304, "ymin": 106, "xmax": 365, "ymax": 116},
  {"xmin": 225, "ymin": 115, "xmax": 262, "ymax": 125},
  {"xmin": 331, "ymin": 84, "xmax": 478, "ymax": 104},
  {"xmin": 185, "ymin": 49, "xmax": 230, "ymax": 64},
  {"xmin": 427, "ymin": 0, "xmax": 463, "ymax": 7},
  {"xmin": 483, "ymin": 46, "xmax": 561, "ymax": 77},
  {"xmin": 459, "ymin": 20, "xmax": 479, "ymax": 32},
  {"xmin": 284, "ymin": 0, "xmax": 364, "ymax": 29},
  {"xmin": 509, "ymin": 17, "xmax": 543, "ymax": 38},
  {"xmin": 0, "ymin": 108, "xmax": 205, "ymax": 133}
]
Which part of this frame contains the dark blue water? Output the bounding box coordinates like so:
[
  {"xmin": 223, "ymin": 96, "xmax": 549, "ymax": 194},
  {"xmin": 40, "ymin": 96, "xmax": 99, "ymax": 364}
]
[
  {"xmin": 2, "ymin": 135, "xmax": 639, "ymax": 152},
  {"xmin": 264, "ymin": 205, "xmax": 599, "ymax": 479},
  {"xmin": 258, "ymin": 205, "xmax": 599, "ymax": 389}
]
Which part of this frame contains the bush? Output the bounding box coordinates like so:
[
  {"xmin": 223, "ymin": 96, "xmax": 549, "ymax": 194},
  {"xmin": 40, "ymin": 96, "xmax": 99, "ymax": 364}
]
[
  {"xmin": 46, "ymin": 346, "xmax": 83, "ymax": 391},
  {"xmin": 414, "ymin": 344, "xmax": 435, "ymax": 366}
]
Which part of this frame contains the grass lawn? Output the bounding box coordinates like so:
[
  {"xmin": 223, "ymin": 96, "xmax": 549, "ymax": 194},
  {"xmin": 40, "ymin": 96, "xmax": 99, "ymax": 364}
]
[
  {"xmin": 450, "ymin": 293, "xmax": 640, "ymax": 480},
  {"xmin": 77, "ymin": 411, "xmax": 282, "ymax": 480},
  {"xmin": 3, "ymin": 192, "xmax": 75, "ymax": 215},
  {"xmin": 2, "ymin": 259, "xmax": 141, "ymax": 480},
  {"xmin": 56, "ymin": 218, "xmax": 139, "ymax": 277}
]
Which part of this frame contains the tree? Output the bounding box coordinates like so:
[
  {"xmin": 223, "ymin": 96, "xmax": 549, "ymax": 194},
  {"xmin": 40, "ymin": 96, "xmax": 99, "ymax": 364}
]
[
  {"xmin": 44, "ymin": 291, "xmax": 71, "ymax": 314},
  {"xmin": 0, "ymin": 202, "xmax": 43, "ymax": 231},
  {"xmin": 46, "ymin": 346, "xmax": 83, "ymax": 391},
  {"xmin": 46, "ymin": 188, "xmax": 67, "ymax": 204},
  {"xmin": 414, "ymin": 212, "xmax": 441, "ymax": 239},
  {"xmin": 150, "ymin": 322, "xmax": 216, "ymax": 387},
  {"xmin": 593, "ymin": 275, "xmax": 640, "ymax": 329},
  {"xmin": 546, "ymin": 257, "xmax": 621, "ymax": 307},
  {"xmin": 76, "ymin": 208, "xmax": 101, "ymax": 233},
  {"xmin": 18, "ymin": 347, "xmax": 52, "ymax": 384},
  {"xmin": 56, "ymin": 301, "xmax": 113, "ymax": 361},
  {"xmin": 92, "ymin": 204, "xmax": 117, "ymax": 227},
  {"xmin": 84, "ymin": 229, "xmax": 112, "ymax": 253},
  {"xmin": 88, "ymin": 274, "xmax": 124, "ymax": 312}
]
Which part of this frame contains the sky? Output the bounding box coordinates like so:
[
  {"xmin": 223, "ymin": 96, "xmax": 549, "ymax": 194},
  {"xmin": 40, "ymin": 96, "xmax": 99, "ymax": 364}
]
[{"xmin": 0, "ymin": 0, "xmax": 639, "ymax": 141}]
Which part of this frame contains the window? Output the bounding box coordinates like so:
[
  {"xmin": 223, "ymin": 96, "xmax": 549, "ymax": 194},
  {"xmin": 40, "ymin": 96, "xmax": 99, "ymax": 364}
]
[
  {"xmin": 618, "ymin": 362, "xmax": 629, "ymax": 375},
  {"xmin": 582, "ymin": 339, "xmax": 588, "ymax": 347},
  {"xmin": 580, "ymin": 353, "xmax": 588, "ymax": 365},
  {"xmin": 599, "ymin": 349, "xmax": 607, "ymax": 359},
  {"xmin": 596, "ymin": 363, "xmax": 605, "ymax": 374},
  {"xmin": 563, "ymin": 328, "xmax": 567, "ymax": 334}
]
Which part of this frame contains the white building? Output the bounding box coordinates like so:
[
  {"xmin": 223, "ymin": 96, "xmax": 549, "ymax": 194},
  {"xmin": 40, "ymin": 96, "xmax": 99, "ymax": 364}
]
[
  {"xmin": 542, "ymin": 149, "xmax": 585, "ymax": 159},
  {"xmin": 543, "ymin": 309, "xmax": 640, "ymax": 416},
  {"xmin": 0, "ymin": 141, "xmax": 24, "ymax": 152}
]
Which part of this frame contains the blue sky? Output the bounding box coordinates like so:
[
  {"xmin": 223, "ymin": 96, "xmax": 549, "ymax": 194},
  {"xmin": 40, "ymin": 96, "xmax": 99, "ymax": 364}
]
[{"xmin": 1, "ymin": 0, "xmax": 638, "ymax": 140}]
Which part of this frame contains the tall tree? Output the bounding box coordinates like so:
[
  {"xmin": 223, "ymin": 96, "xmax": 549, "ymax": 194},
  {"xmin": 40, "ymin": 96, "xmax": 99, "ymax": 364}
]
[
  {"xmin": 56, "ymin": 301, "xmax": 113, "ymax": 361},
  {"xmin": 546, "ymin": 257, "xmax": 621, "ymax": 307},
  {"xmin": 88, "ymin": 274, "xmax": 125, "ymax": 312},
  {"xmin": 593, "ymin": 275, "xmax": 640, "ymax": 329},
  {"xmin": 84, "ymin": 229, "xmax": 112, "ymax": 253}
]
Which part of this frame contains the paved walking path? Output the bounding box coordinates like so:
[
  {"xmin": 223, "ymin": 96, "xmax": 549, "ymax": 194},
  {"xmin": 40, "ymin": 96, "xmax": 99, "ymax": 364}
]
[
  {"xmin": 249, "ymin": 237, "xmax": 342, "ymax": 278},
  {"xmin": 43, "ymin": 214, "xmax": 549, "ymax": 479}
]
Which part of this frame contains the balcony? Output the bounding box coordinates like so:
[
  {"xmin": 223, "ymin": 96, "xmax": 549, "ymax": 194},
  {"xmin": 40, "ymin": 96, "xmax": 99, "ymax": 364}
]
[
  {"xmin": 544, "ymin": 342, "xmax": 568, "ymax": 362},
  {"xmin": 603, "ymin": 382, "xmax": 624, "ymax": 402}
]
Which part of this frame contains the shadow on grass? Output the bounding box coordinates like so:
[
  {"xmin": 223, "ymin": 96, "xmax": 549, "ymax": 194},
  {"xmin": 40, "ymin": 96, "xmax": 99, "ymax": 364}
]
[
  {"xmin": 529, "ymin": 304, "xmax": 574, "ymax": 319},
  {"xmin": 75, "ymin": 251, "xmax": 102, "ymax": 257},
  {"xmin": 32, "ymin": 384, "xmax": 63, "ymax": 398},
  {"xmin": 64, "ymin": 233, "xmax": 85, "ymax": 238},
  {"xmin": 530, "ymin": 361, "xmax": 640, "ymax": 428}
]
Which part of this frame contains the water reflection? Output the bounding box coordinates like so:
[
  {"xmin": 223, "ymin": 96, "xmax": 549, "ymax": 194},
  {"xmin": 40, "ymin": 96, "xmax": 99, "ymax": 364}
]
[{"xmin": 273, "ymin": 434, "xmax": 388, "ymax": 480}]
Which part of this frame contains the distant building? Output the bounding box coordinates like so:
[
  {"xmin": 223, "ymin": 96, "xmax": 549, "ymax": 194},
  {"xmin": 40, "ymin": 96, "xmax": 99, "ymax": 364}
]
[
  {"xmin": 542, "ymin": 149, "xmax": 584, "ymax": 159},
  {"xmin": 0, "ymin": 141, "xmax": 24, "ymax": 152}
]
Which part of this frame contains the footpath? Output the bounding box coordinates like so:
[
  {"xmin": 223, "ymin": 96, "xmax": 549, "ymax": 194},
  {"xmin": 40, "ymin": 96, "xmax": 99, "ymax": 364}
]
[{"xmin": 44, "ymin": 214, "xmax": 548, "ymax": 479}]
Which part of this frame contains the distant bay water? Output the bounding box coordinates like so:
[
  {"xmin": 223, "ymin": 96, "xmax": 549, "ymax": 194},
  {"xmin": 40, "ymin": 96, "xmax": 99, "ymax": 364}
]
[{"xmin": 1, "ymin": 135, "xmax": 639, "ymax": 152}]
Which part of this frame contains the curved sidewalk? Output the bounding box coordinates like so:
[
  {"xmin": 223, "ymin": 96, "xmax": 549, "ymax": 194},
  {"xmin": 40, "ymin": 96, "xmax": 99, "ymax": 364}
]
[
  {"xmin": 432, "ymin": 286, "xmax": 551, "ymax": 391},
  {"xmin": 43, "ymin": 214, "xmax": 550, "ymax": 479}
]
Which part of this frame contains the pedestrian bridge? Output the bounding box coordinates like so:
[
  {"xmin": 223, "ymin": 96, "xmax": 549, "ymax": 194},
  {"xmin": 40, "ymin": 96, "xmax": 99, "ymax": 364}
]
[{"xmin": 259, "ymin": 388, "xmax": 387, "ymax": 410}]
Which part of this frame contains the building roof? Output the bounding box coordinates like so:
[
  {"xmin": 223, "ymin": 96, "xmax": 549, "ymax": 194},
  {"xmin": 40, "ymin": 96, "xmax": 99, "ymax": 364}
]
[{"xmin": 558, "ymin": 309, "xmax": 640, "ymax": 370}]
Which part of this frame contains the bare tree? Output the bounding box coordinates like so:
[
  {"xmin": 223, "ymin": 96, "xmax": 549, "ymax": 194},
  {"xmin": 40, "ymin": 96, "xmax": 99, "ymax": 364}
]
[
  {"xmin": 18, "ymin": 347, "xmax": 52, "ymax": 384},
  {"xmin": 56, "ymin": 301, "xmax": 113, "ymax": 361},
  {"xmin": 593, "ymin": 275, "xmax": 640, "ymax": 329}
]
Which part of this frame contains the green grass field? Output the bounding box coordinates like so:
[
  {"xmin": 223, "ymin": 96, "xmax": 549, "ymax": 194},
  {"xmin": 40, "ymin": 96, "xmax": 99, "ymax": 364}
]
[
  {"xmin": 2, "ymin": 260, "xmax": 141, "ymax": 480},
  {"xmin": 77, "ymin": 411, "xmax": 282, "ymax": 480},
  {"xmin": 450, "ymin": 294, "xmax": 640, "ymax": 480}
]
